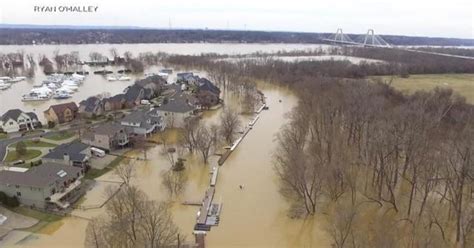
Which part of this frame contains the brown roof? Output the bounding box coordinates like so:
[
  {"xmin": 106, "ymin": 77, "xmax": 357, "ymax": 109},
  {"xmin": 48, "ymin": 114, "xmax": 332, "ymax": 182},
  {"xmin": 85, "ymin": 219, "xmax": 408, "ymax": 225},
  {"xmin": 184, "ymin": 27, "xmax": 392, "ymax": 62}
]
[{"xmin": 45, "ymin": 102, "xmax": 78, "ymax": 122}]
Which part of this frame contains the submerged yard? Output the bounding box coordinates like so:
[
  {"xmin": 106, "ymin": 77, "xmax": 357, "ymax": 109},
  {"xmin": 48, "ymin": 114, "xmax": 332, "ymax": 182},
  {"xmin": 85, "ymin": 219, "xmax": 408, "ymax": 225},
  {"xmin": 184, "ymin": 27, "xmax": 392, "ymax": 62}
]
[{"xmin": 371, "ymin": 73, "xmax": 474, "ymax": 103}]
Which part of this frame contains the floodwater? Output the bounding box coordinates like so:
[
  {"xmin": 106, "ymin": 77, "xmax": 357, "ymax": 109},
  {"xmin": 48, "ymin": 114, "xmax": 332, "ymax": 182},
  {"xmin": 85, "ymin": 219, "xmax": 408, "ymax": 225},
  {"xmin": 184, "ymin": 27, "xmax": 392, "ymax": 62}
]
[
  {"xmin": 0, "ymin": 44, "xmax": 332, "ymax": 247},
  {"xmin": 0, "ymin": 43, "xmax": 334, "ymax": 118},
  {"xmin": 218, "ymin": 54, "xmax": 384, "ymax": 64},
  {"xmin": 1, "ymin": 82, "xmax": 330, "ymax": 247}
]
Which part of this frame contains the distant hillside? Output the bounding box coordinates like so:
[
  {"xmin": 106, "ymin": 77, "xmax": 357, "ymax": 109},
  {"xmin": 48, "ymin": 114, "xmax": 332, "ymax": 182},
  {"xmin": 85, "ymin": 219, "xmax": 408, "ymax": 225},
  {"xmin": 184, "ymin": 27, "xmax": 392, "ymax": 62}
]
[{"xmin": 0, "ymin": 25, "xmax": 472, "ymax": 46}]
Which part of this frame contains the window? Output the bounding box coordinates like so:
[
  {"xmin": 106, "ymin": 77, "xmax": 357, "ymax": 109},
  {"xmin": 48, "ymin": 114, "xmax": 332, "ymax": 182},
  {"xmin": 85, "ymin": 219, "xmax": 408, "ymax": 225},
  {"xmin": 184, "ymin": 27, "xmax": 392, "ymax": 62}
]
[
  {"xmin": 9, "ymin": 122, "xmax": 13, "ymax": 125},
  {"xmin": 16, "ymin": 192, "xmax": 21, "ymax": 197},
  {"xmin": 15, "ymin": 185, "xmax": 20, "ymax": 188}
]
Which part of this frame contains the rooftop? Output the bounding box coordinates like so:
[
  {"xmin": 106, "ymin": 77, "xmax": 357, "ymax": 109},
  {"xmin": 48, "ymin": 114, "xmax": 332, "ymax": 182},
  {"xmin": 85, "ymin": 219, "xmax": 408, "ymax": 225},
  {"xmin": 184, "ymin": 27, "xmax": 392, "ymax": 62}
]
[
  {"xmin": 0, "ymin": 163, "xmax": 83, "ymax": 188},
  {"xmin": 43, "ymin": 141, "xmax": 89, "ymax": 161}
]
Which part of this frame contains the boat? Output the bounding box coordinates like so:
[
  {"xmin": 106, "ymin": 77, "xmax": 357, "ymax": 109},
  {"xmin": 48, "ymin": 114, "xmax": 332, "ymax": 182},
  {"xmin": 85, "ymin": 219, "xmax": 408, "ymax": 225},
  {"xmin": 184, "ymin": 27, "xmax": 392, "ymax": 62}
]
[
  {"xmin": 56, "ymin": 87, "xmax": 75, "ymax": 94},
  {"xmin": 47, "ymin": 83, "xmax": 59, "ymax": 89},
  {"xmin": 22, "ymin": 92, "xmax": 51, "ymax": 101},
  {"xmin": 118, "ymin": 75, "xmax": 131, "ymax": 81},
  {"xmin": 0, "ymin": 76, "xmax": 12, "ymax": 81},
  {"xmin": 107, "ymin": 75, "xmax": 118, "ymax": 81},
  {"xmin": 71, "ymin": 73, "xmax": 85, "ymax": 82},
  {"xmin": 61, "ymin": 85, "xmax": 79, "ymax": 91},
  {"xmin": 8, "ymin": 77, "xmax": 26, "ymax": 83},
  {"xmin": 0, "ymin": 81, "xmax": 11, "ymax": 90},
  {"xmin": 53, "ymin": 92, "xmax": 72, "ymax": 99}
]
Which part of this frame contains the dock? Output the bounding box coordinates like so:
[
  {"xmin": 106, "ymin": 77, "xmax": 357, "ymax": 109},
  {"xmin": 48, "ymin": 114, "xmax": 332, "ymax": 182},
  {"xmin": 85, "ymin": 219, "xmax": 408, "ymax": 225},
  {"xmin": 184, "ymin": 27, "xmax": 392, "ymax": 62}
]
[{"xmin": 193, "ymin": 99, "xmax": 268, "ymax": 235}]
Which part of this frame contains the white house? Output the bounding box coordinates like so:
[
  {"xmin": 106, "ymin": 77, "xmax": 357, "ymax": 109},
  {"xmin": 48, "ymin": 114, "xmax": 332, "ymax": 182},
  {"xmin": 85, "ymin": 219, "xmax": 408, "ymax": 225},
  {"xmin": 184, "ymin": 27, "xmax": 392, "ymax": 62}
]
[{"xmin": 0, "ymin": 109, "xmax": 41, "ymax": 133}]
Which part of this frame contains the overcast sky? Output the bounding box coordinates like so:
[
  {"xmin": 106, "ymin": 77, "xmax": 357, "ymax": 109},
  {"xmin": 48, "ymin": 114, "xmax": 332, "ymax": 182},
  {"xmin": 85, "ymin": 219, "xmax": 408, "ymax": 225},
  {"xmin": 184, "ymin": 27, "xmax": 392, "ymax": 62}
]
[{"xmin": 0, "ymin": 0, "xmax": 473, "ymax": 38}]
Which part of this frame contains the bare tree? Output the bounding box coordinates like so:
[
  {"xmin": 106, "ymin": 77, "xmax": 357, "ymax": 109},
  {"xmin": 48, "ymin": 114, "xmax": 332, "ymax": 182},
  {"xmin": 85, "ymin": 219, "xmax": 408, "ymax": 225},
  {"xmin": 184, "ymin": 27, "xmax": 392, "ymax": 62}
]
[
  {"xmin": 220, "ymin": 107, "xmax": 241, "ymax": 144},
  {"xmin": 180, "ymin": 117, "xmax": 199, "ymax": 153},
  {"xmin": 85, "ymin": 185, "xmax": 183, "ymax": 248},
  {"xmin": 114, "ymin": 161, "xmax": 136, "ymax": 185},
  {"xmin": 195, "ymin": 124, "xmax": 219, "ymax": 164},
  {"xmin": 161, "ymin": 170, "xmax": 187, "ymax": 197}
]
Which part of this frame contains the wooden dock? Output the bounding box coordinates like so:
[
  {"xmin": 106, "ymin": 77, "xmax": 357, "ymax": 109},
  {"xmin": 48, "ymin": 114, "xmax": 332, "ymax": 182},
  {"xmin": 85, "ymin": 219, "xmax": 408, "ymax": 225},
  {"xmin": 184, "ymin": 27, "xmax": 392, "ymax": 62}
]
[{"xmin": 196, "ymin": 187, "xmax": 215, "ymax": 225}]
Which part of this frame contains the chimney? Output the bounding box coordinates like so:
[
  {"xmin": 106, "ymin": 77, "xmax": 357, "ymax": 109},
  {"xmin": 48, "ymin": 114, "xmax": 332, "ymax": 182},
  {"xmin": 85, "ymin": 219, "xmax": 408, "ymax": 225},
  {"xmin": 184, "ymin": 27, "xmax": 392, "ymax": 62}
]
[{"xmin": 63, "ymin": 153, "xmax": 70, "ymax": 164}]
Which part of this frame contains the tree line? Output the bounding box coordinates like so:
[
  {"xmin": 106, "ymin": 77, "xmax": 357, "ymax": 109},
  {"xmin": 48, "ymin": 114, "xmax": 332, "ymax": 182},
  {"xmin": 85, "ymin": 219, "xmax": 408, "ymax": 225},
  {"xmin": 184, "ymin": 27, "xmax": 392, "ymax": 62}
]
[{"xmin": 162, "ymin": 50, "xmax": 474, "ymax": 247}]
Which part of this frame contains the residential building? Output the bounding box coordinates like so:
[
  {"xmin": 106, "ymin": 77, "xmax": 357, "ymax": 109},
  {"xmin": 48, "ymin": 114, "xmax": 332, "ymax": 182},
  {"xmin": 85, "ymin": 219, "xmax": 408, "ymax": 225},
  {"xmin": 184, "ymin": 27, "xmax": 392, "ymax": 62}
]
[
  {"xmin": 123, "ymin": 84, "xmax": 152, "ymax": 108},
  {"xmin": 155, "ymin": 94, "xmax": 196, "ymax": 128},
  {"xmin": 0, "ymin": 109, "xmax": 41, "ymax": 133},
  {"xmin": 43, "ymin": 102, "xmax": 78, "ymax": 124},
  {"xmin": 120, "ymin": 109, "xmax": 165, "ymax": 137},
  {"xmin": 82, "ymin": 122, "xmax": 129, "ymax": 151},
  {"xmin": 42, "ymin": 141, "xmax": 91, "ymax": 169},
  {"xmin": 103, "ymin": 94, "xmax": 125, "ymax": 112},
  {"xmin": 79, "ymin": 96, "xmax": 104, "ymax": 118},
  {"xmin": 0, "ymin": 163, "xmax": 84, "ymax": 209},
  {"xmin": 135, "ymin": 75, "xmax": 166, "ymax": 95}
]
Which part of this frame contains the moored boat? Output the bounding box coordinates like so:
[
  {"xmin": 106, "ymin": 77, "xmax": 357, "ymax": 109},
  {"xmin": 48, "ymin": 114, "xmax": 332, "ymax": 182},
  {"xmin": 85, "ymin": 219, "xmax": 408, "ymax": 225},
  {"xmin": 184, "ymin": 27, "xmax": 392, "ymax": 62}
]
[{"xmin": 22, "ymin": 92, "xmax": 51, "ymax": 102}]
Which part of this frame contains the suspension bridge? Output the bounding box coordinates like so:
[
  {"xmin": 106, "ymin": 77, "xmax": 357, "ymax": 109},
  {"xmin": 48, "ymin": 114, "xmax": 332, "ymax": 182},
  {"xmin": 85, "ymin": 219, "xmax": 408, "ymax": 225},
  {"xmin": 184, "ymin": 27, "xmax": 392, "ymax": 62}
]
[
  {"xmin": 323, "ymin": 28, "xmax": 391, "ymax": 47},
  {"xmin": 323, "ymin": 28, "xmax": 474, "ymax": 60}
]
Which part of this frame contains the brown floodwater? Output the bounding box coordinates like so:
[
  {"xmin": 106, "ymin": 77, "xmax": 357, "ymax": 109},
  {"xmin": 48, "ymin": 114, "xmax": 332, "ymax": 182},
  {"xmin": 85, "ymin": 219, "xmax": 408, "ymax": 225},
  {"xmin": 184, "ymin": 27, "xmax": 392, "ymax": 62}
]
[
  {"xmin": 0, "ymin": 43, "xmax": 333, "ymax": 247},
  {"xmin": 2, "ymin": 82, "xmax": 330, "ymax": 248}
]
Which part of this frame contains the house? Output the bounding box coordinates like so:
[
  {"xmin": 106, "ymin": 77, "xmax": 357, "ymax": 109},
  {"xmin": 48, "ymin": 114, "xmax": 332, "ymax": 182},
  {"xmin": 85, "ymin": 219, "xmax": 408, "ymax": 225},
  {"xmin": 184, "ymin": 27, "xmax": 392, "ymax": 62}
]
[
  {"xmin": 42, "ymin": 141, "xmax": 91, "ymax": 169},
  {"xmin": 79, "ymin": 96, "xmax": 104, "ymax": 118},
  {"xmin": 43, "ymin": 102, "xmax": 78, "ymax": 125},
  {"xmin": 103, "ymin": 94, "xmax": 125, "ymax": 112},
  {"xmin": 0, "ymin": 109, "xmax": 41, "ymax": 133},
  {"xmin": 155, "ymin": 94, "xmax": 196, "ymax": 128},
  {"xmin": 82, "ymin": 122, "xmax": 129, "ymax": 151},
  {"xmin": 176, "ymin": 72, "xmax": 194, "ymax": 83},
  {"xmin": 196, "ymin": 78, "xmax": 221, "ymax": 96},
  {"xmin": 122, "ymin": 85, "xmax": 151, "ymax": 108},
  {"xmin": 120, "ymin": 109, "xmax": 165, "ymax": 137},
  {"xmin": 194, "ymin": 78, "xmax": 221, "ymax": 109},
  {"xmin": 0, "ymin": 163, "xmax": 84, "ymax": 209},
  {"xmin": 135, "ymin": 75, "xmax": 166, "ymax": 95}
]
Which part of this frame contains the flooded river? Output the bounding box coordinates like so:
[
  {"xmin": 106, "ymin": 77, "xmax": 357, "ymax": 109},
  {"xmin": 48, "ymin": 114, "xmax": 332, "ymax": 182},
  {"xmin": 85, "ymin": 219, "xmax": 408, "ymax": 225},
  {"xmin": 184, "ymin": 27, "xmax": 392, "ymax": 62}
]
[
  {"xmin": 2, "ymin": 83, "xmax": 330, "ymax": 247},
  {"xmin": 0, "ymin": 43, "xmax": 331, "ymax": 247}
]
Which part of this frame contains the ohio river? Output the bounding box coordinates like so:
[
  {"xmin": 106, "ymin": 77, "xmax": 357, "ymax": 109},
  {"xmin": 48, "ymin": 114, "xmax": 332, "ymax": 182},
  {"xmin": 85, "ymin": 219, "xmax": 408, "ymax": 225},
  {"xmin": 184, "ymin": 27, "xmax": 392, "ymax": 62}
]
[{"xmin": 0, "ymin": 43, "xmax": 331, "ymax": 247}]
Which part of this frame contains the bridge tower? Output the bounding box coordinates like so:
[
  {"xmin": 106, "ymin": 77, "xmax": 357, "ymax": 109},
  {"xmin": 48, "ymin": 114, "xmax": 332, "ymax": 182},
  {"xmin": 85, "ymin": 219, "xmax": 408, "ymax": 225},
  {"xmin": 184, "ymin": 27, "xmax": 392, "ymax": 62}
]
[
  {"xmin": 327, "ymin": 28, "xmax": 354, "ymax": 43},
  {"xmin": 363, "ymin": 29, "xmax": 390, "ymax": 47}
]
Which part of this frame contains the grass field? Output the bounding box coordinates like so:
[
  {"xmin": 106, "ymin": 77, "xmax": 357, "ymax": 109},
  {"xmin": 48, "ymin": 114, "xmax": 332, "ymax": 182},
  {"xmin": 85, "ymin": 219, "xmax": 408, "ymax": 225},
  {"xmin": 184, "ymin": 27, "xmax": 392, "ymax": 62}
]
[
  {"xmin": 4, "ymin": 149, "xmax": 42, "ymax": 162},
  {"xmin": 43, "ymin": 131, "xmax": 75, "ymax": 141},
  {"xmin": 371, "ymin": 74, "xmax": 474, "ymax": 103},
  {"xmin": 13, "ymin": 140, "xmax": 57, "ymax": 148}
]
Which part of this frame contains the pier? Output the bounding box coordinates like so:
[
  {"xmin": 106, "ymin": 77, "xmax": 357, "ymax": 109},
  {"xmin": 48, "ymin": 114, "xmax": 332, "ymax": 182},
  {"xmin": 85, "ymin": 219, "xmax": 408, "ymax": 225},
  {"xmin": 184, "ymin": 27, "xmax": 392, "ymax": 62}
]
[
  {"xmin": 193, "ymin": 102, "xmax": 267, "ymax": 234},
  {"xmin": 217, "ymin": 103, "xmax": 266, "ymax": 165}
]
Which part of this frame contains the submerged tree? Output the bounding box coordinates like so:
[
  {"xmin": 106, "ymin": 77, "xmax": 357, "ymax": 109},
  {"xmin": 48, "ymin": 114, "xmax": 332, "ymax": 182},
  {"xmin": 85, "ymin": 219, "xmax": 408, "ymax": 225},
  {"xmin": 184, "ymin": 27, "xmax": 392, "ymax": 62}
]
[{"xmin": 85, "ymin": 185, "xmax": 183, "ymax": 248}]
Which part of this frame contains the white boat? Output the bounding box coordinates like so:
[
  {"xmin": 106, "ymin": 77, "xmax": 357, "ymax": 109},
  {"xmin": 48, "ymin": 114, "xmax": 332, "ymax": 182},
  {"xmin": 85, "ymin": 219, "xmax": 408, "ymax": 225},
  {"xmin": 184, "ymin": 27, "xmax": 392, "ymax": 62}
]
[
  {"xmin": 118, "ymin": 75, "xmax": 131, "ymax": 81},
  {"xmin": 0, "ymin": 82, "xmax": 11, "ymax": 90},
  {"xmin": 71, "ymin": 73, "xmax": 85, "ymax": 81},
  {"xmin": 0, "ymin": 76, "xmax": 12, "ymax": 81},
  {"xmin": 107, "ymin": 75, "xmax": 118, "ymax": 81},
  {"xmin": 62, "ymin": 79, "xmax": 79, "ymax": 86},
  {"xmin": 47, "ymin": 83, "xmax": 59, "ymax": 89},
  {"xmin": 61, "ymin": 85, "xmax": 78, "ymax": 91},
  {"xmin": 53, "ymin": 91, "xmax": 72, "ymax": 99},
  {"xmin": 22, "ymin": 92, "xmax": 51, "ymax": 102},
  {"xmin": 56, "ymin": 87, "xmax": 74, "ymax": 94},
  {"xmin": 8, "ymin": 77, "xmax": 25, "ymax": 83}
]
